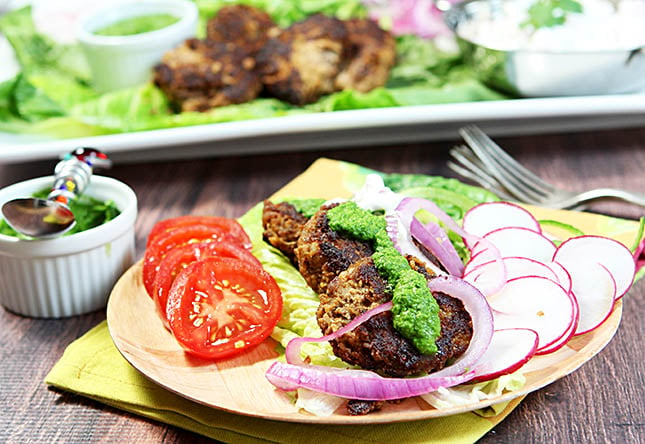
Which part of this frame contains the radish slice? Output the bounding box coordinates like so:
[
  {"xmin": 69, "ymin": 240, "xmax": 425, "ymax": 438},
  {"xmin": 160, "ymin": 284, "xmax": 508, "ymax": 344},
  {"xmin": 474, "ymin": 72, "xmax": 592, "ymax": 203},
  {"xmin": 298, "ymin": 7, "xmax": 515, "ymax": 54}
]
[
  {"xmin": 469, "ymin": 328, "xmax": 539, "ymax": 383},
  {"xmin": 465, "ymin": 256, "xmax": 559, "ymax": 282},
  {"xmin": 462, "ymin": 202, "xmax": 541, "ymax": 247},
  {"xmin": 553, "ymin": 235, "xmax": 636, "ymax": 299},
  {"xmin": 545, "ymin": 261, "xmax": 573, "ymax": 295},
  {"xmin": 464, "ymin": 256, "xmax": 560, "ymax": 297},
  {"xmin": 561, "ymin": 261, "xmax": 617, "ymax": 335},
  {"xmin": 463, "ymin": 247, "xmax": 497, "ymax": 274},
  {"xmin": 488, "ymin": 276, "xmax": 576, "ymax": 351},
  {"xmin": 482, "ymin": 227, "xmax": 557, "ymax": 263},
  {"xmin": 536, "ymin": 293, "xmax": 579, "ymax": 355}
]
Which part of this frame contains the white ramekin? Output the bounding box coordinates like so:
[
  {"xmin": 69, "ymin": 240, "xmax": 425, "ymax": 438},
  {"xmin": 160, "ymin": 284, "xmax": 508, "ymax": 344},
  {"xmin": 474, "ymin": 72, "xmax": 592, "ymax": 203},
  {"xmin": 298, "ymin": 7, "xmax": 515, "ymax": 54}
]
[
  {"xmin": 76, "ymin": 0, "xmax": 198, "ymax": 92},
  {"xmin": 0, "ymin": 176, "xmax": 137, "ymax": 318}
]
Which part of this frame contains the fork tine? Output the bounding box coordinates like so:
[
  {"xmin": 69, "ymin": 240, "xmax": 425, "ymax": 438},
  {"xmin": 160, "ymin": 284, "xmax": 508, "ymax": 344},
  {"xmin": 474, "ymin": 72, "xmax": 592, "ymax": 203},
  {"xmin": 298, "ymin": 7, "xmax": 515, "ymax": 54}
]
[
  {"xmin": 459, "ymin": 126, "xmax": 555, "ymax": 203},
  {"xmin": 449, "ymin": 146, "xmax": 516, "ymax": 199},
  {"xmin": 450, "ymin": 145, "xmax": 507, "ymax": 189},
  {"xmin": 467, "ymin": 127, "xmax": 557, "ymax": 196},
  {"xmin": 447, "ymin": 158, "xmax": 516, "ymax": 201}
]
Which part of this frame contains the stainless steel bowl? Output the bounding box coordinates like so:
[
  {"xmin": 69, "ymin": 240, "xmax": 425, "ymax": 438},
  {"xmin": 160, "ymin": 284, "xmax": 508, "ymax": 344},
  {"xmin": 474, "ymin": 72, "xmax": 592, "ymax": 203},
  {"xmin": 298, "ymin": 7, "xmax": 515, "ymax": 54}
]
[{"xmin": 444, "ymin": 0, "xmax": 645, "ymax": 97}]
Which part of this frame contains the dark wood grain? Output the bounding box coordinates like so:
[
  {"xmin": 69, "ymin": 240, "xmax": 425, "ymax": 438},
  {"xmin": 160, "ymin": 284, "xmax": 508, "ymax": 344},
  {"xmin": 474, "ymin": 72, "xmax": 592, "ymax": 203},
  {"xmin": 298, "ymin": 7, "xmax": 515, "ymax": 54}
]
[{"xmin": 0, "ymin": 127, "xmax": 643, "ymax": 444}]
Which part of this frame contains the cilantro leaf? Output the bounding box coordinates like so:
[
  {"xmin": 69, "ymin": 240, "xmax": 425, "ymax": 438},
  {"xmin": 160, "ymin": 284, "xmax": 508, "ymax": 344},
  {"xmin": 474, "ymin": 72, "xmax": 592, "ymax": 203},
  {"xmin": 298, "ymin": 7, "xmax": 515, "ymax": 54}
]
[{"xmin": 522, "ymin": 0, "xmax": 583, "ymax": 29}]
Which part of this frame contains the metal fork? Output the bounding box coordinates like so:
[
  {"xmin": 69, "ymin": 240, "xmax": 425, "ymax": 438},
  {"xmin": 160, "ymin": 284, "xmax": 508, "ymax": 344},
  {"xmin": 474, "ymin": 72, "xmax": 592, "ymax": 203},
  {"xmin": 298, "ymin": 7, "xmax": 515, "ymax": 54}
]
[{"xmin": 448, "ymin": 125, "xmax": 645, "ymax": 210}]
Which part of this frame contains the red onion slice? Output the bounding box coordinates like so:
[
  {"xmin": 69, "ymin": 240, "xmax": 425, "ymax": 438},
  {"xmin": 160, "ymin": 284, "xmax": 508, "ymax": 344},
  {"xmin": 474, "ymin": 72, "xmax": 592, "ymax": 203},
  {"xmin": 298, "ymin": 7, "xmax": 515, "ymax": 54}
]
[
  {"xmin": 410, "ymin": 217, "xmax": 464, "ymax": 276},
  {"xmin": 425, "ymin": 275, "xmax": 494, "ymax": 377},
  {"xmin": 266, "ymin": 361, "xmax": 476, "ymax": 401}
]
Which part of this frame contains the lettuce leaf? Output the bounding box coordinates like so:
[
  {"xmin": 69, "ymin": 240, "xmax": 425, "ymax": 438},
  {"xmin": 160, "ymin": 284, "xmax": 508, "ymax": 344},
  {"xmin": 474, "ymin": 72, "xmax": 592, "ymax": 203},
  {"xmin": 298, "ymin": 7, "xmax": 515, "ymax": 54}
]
[
  {"xmin": 238, "ymin": 203, "xmax": 346, "ymax": 367},
  {"xmin": 420, "ymin": 372, "xmax": 526, "ymax": 417},
  {"xmin": 0, "ymin": 6, "xmax": 89, "ymax": 81}
]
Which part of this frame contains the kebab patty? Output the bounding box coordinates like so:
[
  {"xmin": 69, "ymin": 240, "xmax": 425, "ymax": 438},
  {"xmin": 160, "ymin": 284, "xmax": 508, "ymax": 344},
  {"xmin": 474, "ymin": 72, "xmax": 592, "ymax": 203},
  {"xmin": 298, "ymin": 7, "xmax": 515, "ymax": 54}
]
[
  {"xmin": 256, "ymin": 14, "xmax": 349, "ymax": 106},
  {"xmin": 153, "ymin": 38, "xmax": 262, "ymax": 112},
  {"xmin": 262, "ymin": 201, "xmax": 473, "ymax": 377},
  {"xmin": 335, "ymin": 18, "xmax": 397, "ymax": 93},
  {"xmin": 206, "ymin": 4, "xmax": 276, "ymax": 54}
]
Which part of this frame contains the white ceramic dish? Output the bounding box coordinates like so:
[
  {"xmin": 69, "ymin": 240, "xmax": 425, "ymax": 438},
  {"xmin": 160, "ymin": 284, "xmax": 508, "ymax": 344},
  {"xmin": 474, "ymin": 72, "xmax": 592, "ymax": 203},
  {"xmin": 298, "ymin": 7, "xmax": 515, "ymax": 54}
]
[
  {"xmin": 0, "ymin": 93, "xmax": 644, "ymax": 164},
  {"xmin": 445, "ymin": 0, "xmax": 645, "ymax": 97},
  {"xmin": 0, "ymin": 175, "xmax": 137, "ymax": 318},
  {"xmin": 76, "ymin": 0, "xmax": 198, "ymax": 92}
]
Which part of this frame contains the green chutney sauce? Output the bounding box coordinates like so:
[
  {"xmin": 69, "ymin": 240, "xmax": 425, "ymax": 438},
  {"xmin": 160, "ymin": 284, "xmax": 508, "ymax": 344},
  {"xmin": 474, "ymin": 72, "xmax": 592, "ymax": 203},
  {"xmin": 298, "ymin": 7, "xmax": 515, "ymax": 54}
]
[
  {"xmin": 94, "ymin": 14, "xmax": 180, "ymax": 37},
  {"xmin": 326, "ymin": 201, "xmax": 441, "ymax": 355}
]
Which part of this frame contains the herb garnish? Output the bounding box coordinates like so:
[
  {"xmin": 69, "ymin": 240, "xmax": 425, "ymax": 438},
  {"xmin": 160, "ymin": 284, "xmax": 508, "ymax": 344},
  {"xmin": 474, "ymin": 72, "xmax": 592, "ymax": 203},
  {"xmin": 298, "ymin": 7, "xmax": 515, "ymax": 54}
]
[{"xmin": 522, "ymin": 0, "xmax": 583, "ymax": 29}]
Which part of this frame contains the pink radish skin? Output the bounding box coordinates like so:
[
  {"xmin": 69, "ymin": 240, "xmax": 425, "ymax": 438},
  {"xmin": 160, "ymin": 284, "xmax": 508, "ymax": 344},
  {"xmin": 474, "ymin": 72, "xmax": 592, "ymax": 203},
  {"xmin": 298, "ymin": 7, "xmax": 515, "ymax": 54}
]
[
  {"xmin": 487, "ymin": 276, "xmax": 576, "ymax": 351},
  {"xmin": 462, "ymin": 202, "xmax": 542, "ymax": 248},
  {"xmin": 469, "ymin": 328, "xmax": 539, "ymax": 383},
  {"xmin": 560, "ymin": 261, "xmax": 617, "ymax": 336},
  {"xmin": 482, "ymin": 227, "xmax": 557, "ymax": 264},
  {"xmin": 553, "ymin": 235, "xmax": 635, "ymax": 299}
]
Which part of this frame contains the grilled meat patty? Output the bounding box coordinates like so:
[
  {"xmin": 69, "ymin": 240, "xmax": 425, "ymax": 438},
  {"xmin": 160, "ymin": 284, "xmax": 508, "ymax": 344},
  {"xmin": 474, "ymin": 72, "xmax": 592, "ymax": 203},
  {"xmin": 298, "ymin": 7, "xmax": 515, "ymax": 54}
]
[
  {"xmin": 257, "ymin": 14, "xmax": 349, "ymax": 106},
  {"xmin": 261, "ymin": 200, "xmax": 310, "ymax": 263},
  {"xmin": 335, "ymin": 18, "xmax": 397, "ymax": 93},
  {"xmin": 320, "ymin": 256, "xmax": 472, "ymax": 377},
  {"xmin": 153, "ymin": 38, "xmax": 262, "ymax": 112},
  {"xmin": 292, "ymin": 203, "xmax": 373, "ymax": 294},
  {"xmin": 206, "ymin": 4, "xmax": 276, "ymax": 54}
]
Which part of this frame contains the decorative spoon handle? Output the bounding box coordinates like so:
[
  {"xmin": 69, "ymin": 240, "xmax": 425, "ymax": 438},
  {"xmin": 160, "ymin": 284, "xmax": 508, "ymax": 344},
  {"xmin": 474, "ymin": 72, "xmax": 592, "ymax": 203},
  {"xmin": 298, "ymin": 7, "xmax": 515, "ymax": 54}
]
[{"xmin": 49, "ymin": 148, "xmax": 112, "ymax": 204}]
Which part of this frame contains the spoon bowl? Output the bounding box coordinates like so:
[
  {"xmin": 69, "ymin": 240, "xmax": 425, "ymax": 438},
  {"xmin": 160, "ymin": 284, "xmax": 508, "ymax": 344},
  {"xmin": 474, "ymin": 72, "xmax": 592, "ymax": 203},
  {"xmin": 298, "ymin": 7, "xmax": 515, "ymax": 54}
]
[{"xmin": 2, "ymin": 198, "xmax": 76, "ymax": 238}]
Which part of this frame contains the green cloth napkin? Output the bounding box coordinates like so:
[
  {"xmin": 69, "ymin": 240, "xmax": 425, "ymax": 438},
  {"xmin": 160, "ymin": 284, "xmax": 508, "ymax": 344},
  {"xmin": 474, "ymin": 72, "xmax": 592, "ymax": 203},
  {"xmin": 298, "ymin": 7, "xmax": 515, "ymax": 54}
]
[{"xmin": 45, "ymin": 321, "xmax": 521, "ymax": 444}]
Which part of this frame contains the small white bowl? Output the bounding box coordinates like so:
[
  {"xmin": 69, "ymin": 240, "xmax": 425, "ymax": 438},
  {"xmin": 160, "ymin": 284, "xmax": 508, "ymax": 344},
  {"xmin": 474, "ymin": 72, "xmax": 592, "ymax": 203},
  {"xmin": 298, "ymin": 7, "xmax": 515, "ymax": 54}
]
[
  {"xmin": 76, "ymin": 0, "xmax": 198, "ymax": 92},
  {"xmin": 0, "ymin": 176, "xmax": 137, "ymax": 318}
]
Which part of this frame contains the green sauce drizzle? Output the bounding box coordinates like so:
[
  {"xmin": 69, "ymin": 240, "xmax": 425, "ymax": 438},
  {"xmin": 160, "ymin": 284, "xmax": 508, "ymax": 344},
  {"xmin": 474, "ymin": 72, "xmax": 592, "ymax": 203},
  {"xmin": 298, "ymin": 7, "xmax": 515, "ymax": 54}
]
[
  {"xmin": 326, "ymin": 201, "xmax": 441, "ymax": 355},
  {"xmin": 94, "ymin": 14, "xmax": 180, "ymax": 37},
  {"xmin": 288, "ymin": 198, "xmax": 326, "ymax": 219}
]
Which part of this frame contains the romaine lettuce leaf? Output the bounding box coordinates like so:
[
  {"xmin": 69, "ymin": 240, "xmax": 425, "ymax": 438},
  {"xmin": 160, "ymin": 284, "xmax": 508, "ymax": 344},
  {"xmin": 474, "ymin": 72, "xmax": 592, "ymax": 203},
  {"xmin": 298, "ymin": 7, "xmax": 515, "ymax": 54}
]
[
  {"xmin": 421, "ymin": 372, "xmax": 526, "ymax": 417},
  {"xmin": 238, "ymin": 203, "xmax": 346, "ymax": 367}
]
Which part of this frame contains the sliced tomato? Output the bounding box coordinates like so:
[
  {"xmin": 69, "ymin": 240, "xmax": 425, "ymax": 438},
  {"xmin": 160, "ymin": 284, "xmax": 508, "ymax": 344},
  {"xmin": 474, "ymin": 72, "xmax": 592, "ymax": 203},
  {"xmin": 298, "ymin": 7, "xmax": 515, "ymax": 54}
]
[
  {"xmin": 147, "ymin": 216, "xmax": 252, "ymax": 250},
  {"xmin": 143, "ymin": 225, "xmax": 238, "ymax": 297},
  {"xmin": 152, "ymin": 240, "xmax": 262, "ymax": 322},
  {"xmin": 166, "ymin": 257, "xmax": 283, "ymax": 360}
]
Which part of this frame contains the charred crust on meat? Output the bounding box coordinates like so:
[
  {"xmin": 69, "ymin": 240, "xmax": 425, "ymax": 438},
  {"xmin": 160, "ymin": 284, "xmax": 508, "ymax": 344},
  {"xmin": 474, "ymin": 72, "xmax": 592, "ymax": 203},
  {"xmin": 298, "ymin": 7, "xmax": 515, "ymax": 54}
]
[
  {"xmin": 294, "ymin": 204, "xmax": 373, "ymax": 294},
  {"xmin": 256, "ymin": 14, "xmax": 349, "ymax": 105},
  {"xmin": 155, "ymin": 5, "xmax": 396, "ymax": 111},
  {"xmin": 346, "ymin": 399, "xmax": 385, "ymax": 415},
  {"xmin": 206, "ymin": 4, "xmax": 276, "ymax": 54}
]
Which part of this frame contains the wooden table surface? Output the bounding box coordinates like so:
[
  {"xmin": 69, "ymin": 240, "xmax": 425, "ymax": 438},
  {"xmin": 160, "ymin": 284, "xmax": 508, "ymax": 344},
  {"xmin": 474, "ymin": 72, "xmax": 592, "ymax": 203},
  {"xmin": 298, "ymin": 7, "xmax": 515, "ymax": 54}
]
[{"xmin": 1, "ymin": 128, "xmax": 644, "ymax": 443}]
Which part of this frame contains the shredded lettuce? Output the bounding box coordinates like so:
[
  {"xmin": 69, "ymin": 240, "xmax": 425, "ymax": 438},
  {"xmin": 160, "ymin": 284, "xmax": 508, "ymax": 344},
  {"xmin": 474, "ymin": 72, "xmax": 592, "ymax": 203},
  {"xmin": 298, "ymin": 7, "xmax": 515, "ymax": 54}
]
[
  {"xmin": 421, "ymin": 372, "xmax": 526, "ymax": 417},
  {"xmin": 295, "ymin": 388, "xmax": 345, "ymax": 416}
]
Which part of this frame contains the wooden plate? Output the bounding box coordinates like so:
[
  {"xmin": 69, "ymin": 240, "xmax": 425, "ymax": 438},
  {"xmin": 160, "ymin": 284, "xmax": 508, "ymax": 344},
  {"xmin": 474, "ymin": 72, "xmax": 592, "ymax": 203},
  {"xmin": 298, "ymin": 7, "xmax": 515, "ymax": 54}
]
[
  {"xmin": 106, "ymin": 159, "xmax": 631, "ymax": 424},
  {"xmin": 106, "ymin": 261, "xmax": 621, "ymax": 424}
]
